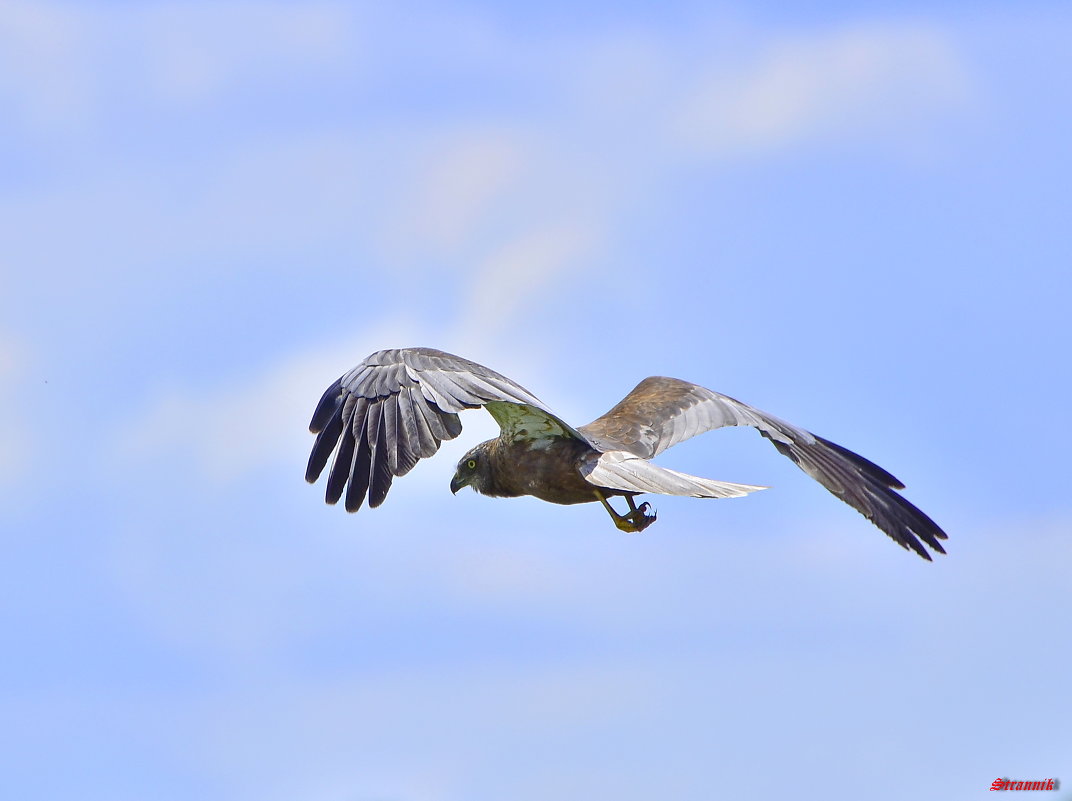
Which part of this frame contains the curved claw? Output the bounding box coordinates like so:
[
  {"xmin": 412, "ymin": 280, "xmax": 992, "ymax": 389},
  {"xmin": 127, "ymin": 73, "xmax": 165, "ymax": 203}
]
[
  {"xmin": 627, "ymin": 504, "xmax": 657, "ymax": 532},
  {"xmin": 595, "ymin": 491, "xmax": 657, "ymax": 533}
]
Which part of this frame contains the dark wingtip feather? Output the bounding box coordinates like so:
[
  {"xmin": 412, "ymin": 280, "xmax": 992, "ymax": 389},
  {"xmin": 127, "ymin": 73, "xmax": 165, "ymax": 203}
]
[
  {"xmin": 880, "ymin": 484, "xmax": 949, "ymax": 558},
  {"xmin": 892, "ymin": 521, "xmax": 934, "ymax": 560},
  {"xmin": 305, "ymin": 404, "xmax": 343, "ymax": 483},
  {"xmin": 772, "ymin": 433, "xmax": 948, "ymax": 560},
  {"xmin": 815, "ymin": 435, "xmax": 905, "ymax": 489},
  {"xmin": 369, "ymin": 464, "xmax": 393, "ymax": 508},
  {"xmin": 368, "ymin": 405, "xmax": 394, "ymax": 508},
  {"xmin": 324, "ymin": 425, "xmax": 356, "ymax": 505},
  {"xmin": 344, "ymin": 435, "xmax": 372, "ymax": 513},
  {"xmin": 870, "ymin": 489, "xmax": 949, "ymax": 561},
  {"xmin": 309, "ymin": 379, "xmax": 344, "ymax": 433},
  {"xmin": 910, "ymin": 542, "xmax": 933, "ymax": 562}
]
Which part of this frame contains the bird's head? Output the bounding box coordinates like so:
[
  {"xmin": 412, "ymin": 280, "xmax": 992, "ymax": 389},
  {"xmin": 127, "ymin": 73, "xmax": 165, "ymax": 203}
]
[{"xmin": 450, "ymin": 443, "xmax": 493, "ymax": 496}]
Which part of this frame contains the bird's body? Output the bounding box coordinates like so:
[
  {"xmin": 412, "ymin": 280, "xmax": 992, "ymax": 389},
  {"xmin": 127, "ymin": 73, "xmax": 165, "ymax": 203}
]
[
  {"xmin": 472, "ymin": 437, "xmax": 587, "ymax": 503},
  {"xmin": 306, "ymin": 347, "xmax": 948, "ymax": 559},
  {"xmin": 455, "ymin": 436, "xmax": 631, "ymax": 505}
]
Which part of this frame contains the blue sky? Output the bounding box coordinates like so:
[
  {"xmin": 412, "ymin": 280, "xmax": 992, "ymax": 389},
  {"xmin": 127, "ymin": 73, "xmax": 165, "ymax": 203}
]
[{"xmin": 2, "ymin": 1, "xmax": 1071, "ymax": 800}]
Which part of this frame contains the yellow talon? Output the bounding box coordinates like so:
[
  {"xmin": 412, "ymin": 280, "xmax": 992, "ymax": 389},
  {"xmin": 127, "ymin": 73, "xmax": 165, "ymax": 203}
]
[{"xmin": 594, "ymin": 490, "xmax": 657, "ymax": 533}]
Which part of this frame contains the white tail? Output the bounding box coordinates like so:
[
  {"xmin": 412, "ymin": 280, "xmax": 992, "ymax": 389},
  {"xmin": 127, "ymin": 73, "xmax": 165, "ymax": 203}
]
[{"xmin": 581, "ymin": 451, "xmax": 767, "ymax": 498}]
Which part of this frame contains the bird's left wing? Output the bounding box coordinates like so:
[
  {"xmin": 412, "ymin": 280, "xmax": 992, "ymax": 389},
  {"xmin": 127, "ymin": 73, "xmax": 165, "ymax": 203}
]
[
  {"xmin": 306, "ymin": 347, "xmax": 583, "ymax": 511},
  {"xmin": 579, "ymin": 376, "xmax": 947, "ymax": 560}
]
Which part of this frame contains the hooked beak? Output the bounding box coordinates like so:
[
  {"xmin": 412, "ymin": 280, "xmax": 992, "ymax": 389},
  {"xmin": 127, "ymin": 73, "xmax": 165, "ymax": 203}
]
[{"xmin": 450, "ymin": 473, "xmax": 468, "ymax": 495}]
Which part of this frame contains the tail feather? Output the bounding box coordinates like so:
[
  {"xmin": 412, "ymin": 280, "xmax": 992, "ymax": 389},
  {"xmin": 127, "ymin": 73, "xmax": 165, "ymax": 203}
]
[{"xmin": 582, "ymin": 451, "xmax": 767, "ymax": 499}]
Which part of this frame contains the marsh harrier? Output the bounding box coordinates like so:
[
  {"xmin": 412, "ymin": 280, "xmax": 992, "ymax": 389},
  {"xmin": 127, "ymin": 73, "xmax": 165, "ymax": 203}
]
[{"xmin": 306, "ymin": 348, "xmax": 947, "ymax": 559}]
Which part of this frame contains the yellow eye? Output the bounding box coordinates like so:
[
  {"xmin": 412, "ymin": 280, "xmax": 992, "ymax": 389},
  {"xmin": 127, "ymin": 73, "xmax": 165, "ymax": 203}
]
[{"xmin": 467, "ymin": 459, "xmax": 477, "ymax": 469}]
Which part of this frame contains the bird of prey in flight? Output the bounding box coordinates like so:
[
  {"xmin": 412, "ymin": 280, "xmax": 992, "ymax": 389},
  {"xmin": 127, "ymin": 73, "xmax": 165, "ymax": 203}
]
[{"xmin": 306, "ymin": 348, "xmax": 947, "ymax": 560}]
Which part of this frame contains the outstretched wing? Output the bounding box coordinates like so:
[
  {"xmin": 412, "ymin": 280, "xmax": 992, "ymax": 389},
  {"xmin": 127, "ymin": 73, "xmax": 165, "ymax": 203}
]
[
  {"xmin": 305, "ymin": 347, "xmax": 581, "ymax": 512},
  {"xmin": 579, "ymin": 377, "xmax": 947, "ymax": 560}
]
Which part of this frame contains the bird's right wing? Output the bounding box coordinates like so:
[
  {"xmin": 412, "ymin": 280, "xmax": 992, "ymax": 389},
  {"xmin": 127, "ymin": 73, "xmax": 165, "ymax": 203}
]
[{"xmin": 306, "ymin": 348, "xmax": 583, "ymax": 512}]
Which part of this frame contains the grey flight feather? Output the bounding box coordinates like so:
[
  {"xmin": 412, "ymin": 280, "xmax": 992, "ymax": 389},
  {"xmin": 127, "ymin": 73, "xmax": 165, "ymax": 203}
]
[{"xmin": 305, "ymin": 347, "xmax": 581, "ymax": 512}]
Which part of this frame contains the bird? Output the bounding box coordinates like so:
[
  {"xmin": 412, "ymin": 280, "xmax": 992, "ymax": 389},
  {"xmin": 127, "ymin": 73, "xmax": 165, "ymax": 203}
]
[{"xmin": 305, "ymin": 347, "xmax": 947, "ymax": 560}]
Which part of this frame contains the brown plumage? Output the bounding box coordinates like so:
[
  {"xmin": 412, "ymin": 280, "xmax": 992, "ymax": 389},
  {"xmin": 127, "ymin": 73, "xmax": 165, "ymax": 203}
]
[
  {"xmin": 451, "ymin": 437, "xmax": 623, "ymax": 505},
  {"xmin": 306, "ymin": 347, "xmax": 948, "ymax": 559}
]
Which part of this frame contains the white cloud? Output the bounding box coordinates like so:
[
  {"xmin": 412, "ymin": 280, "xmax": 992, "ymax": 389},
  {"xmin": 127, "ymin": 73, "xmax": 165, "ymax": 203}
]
[
  {"xmin": 404, "ymin": 129, "xmax": 530, "ymax": 253},
  {"xmin": 87, "ymin": 11, "xmax": 977, "ymax": 494},
  {"xmin": 456, "ymin": 221, "xmax": 603, "ymax": 344},
  {"xmin": 0, "ymin": 0, "xmax": 358, "ymax": 131},
  {"xmin": 116, "ymin": 321, "xmax": 419, "ymax": 484},
  {"xmin": 113, "ymin": 307, "xmax": 571, "ymax": 498},
  {"xmin": 674, "ymin": 22, "xmax": 972, "ymax": 156},
  {"xmin": 1, "ymin": 9, "xmax": 978, "ymax": 297},
  {"xmin": 2, "ymin": 1, "xmax": 976, "ymax": 160}
]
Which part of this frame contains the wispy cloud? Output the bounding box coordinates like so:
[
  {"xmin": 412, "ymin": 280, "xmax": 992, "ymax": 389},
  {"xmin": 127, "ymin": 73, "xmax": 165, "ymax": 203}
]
[
  {"xmin": 115, "ymin": 320, "xmax": 424, "ymax": 484},
  {"xmin": 0, "ymin": 0, "xmax": 359, "ymax": 132},
  {"xmin": 394, "ymin": 128, "xmax": 531, "ymax": 254},
  {"xmin": 456, "ymin": 221, "xmax": 603, "ymax": 344},
  {"xmin": 3, "ymin": 1, "xmax": 974, "ymax": 156},
  {"xmin": 112, "ymin": 298, "xmax": 574, "ymax": 495},
  {"xmin": 99, "ymin": 14, "xmax": 977, "ymax": 490},
  {"xmin": 674, "ymin": 22, "xmax": 972, "ymax": 156}
]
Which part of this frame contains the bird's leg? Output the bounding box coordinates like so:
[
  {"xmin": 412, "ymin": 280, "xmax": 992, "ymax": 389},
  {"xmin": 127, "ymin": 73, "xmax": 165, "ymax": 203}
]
[
  {"xmin": 594, "ymin": 490, "xmax": 657, "ymax": 533},
  {"xmin": 595, "ymin": 491, "xmax": 639, "ymax": 532}
]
